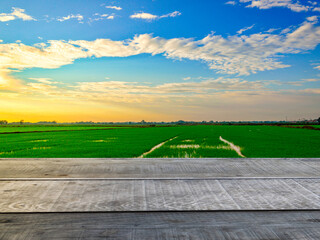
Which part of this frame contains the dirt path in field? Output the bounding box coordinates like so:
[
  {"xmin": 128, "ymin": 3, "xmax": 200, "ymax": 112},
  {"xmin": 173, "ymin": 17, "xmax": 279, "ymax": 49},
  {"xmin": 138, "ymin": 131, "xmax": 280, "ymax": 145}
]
[
  {"xmin": 139, "ymin": 136, "xmax": 178, "ymax": 158},
  {"xmin": 219, "ymin": 136, "xmax": 245, "ymax": 158}
]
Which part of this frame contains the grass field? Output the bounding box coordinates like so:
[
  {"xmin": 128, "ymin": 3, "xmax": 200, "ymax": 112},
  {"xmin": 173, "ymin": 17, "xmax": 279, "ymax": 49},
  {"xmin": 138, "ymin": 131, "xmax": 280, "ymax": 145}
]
[
  {"xmin": 0, "ymin": 125, "xmax": 124, "ymax": 133},
  {"xmin": 0, "ymin": 125, "xmax": 319, "ymax": 158}
]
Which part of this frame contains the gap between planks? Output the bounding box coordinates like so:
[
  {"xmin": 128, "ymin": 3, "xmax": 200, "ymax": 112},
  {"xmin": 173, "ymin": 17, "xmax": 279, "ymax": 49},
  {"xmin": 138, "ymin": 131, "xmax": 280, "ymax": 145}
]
[{"xmin": 1, "ymin": 177, "xmax": 320, "ymax": 181}]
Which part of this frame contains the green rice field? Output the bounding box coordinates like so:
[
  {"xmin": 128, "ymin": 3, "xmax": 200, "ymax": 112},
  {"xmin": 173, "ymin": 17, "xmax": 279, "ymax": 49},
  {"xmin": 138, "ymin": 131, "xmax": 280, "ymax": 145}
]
[
  {"xmin": 0, "ymin": 125, "xmax": 123, "ymax": 133},
  {"xmin": 0, "ymin": 125, "xmax": 319, "ymax": 158}
]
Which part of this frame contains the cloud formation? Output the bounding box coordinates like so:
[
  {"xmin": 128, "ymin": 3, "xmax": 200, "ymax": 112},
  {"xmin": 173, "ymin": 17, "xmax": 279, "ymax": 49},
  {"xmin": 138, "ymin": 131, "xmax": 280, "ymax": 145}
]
[
  {"xmin": 89, "ymin": 13, "xmax": 115, "ymax": 22},
  {"xmin": 57, "ymin": 14, "xmax": 84, "ymax": 22},
  {"xmin": 130, "ymin": 12, "xmax": 158, "ymax": 20},
  {"xmin": 0, "ymin": 8, "xmax": 35, "ymax": 22},
  {"xmin": 226, "ymin": 1, "xmax": 237, "ymax": 5},
  {"xmin": 306, "ymin": 16, "xmax": 318, "ymax": 23},
  {"xmin": 0, "ymin": 18, "xmax": 320, "ymax": 76},
  {"xmin": 130, "ymin": 11, "xmax": 181, "ymax": 20},
  {"xmin": 71, "ymin": 19, "xmax": 320, "ymax": 75},
  {"xmin": 237, "ymin": 24, "xmax": 255, "ymax": 34},
  {"xmin": 105, "ymin": 6, "xmax": 122, "ymax": 10},
  {"xmin": 284, "ymin": 78, "xmax": 320, "ymax": 86},
  {"xmin": 2, "ymin": 74, "xmax": 318, "ymax": 122},
  {"xmin": 74, "ymin": 77, "xmax": 266, "ymax": 95},
  {"xmin": 231, "ymin": 0, "xmax": 320, "ymax": 12},
  {"xmin": 29, "ymin": 78, "xmax": 60, "ymax": 84}
]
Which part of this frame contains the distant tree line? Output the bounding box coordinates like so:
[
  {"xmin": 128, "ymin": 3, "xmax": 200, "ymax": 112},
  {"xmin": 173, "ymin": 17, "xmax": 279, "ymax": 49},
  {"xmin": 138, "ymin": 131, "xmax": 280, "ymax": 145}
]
[
  {"xmin": 1, "ymin": 117, "xmax": 319, "ymax": 125},
  {"xmin": 0, "ymin": 120, "xmax": 8, "ymax": 125}
]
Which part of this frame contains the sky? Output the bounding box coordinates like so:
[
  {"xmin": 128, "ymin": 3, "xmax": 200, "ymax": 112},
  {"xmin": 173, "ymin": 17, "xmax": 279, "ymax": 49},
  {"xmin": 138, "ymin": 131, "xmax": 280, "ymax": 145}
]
[{"xmin": 0, "ymin": 0, "xmax": 320, "ymax": 122}]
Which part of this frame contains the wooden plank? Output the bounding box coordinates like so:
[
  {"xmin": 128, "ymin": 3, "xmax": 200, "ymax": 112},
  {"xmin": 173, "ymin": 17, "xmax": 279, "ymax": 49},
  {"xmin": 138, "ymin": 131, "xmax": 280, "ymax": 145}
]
[
  {"xmin": 0, "ymin": 158, "xmax": 319, "ymax": 179},
  {"xmin": 1, "ymin": 179, "xmax": 319, "ymax": 212},
  {"xmin": 0, "ymin": 211, "xmax": 319, "ymax": 240}
]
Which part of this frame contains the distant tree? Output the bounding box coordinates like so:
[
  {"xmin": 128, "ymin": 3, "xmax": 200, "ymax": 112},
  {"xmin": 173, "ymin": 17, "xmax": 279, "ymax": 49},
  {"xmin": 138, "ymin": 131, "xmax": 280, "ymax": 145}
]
[
  {"xmin": 176, "ymin": 120, "xmax": 185, "ymax": 125},
  {"xmin": 318, "ymin": 117, "xmax": 320, "ymax": 124},
  {"xmin": 20, "ymin": 120, "xmax": 24, "ymax": 125},
  {"xmin": 140, "ymin": 120, "xmax": 146, "ymax": 124},
  {"xmin": 0, "ymin": 120, "xmax": 8, "ymax": 125}
]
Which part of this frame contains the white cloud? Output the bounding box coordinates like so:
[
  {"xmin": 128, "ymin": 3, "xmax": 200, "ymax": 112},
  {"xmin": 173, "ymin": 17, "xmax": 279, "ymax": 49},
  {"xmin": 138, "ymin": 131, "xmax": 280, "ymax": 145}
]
[
  {"xmin": 308, "ymin": 1, "xmax": 318, "ymax": 6},
  {"xmin": 90, "ymin": 13, "xmax": 115, "ymax": 22},
  {"xmin": 0, "ymin": 15, "xmax": 15, "ymax": 22},
  {"xmin": 232, "ymin": 0, "xmax": 320, "ymax": 12},
  {"xmin": 1, "ymin": 72, "xmax": 320, "ymax": 121},
  {"xmin": 10, "ymin": 77, "xmax": 319, "ymax": 121},
  {"xmin": 306, "ymin": 16, "xmax": 318, "ymax": 23},
  {"xmin": 314, "ymin": 65, "xmax": 320, "ymax": 70},
  {"xmin": 160, "ymin": 11, "xmax": 182, "ymax": 18},
  {"xmin": 301, "ymin": 78, "xmax": 320, "ymax": 82},
  {"xmin": 29, "ymin": 78, "xmax": 60, "ymax": 84},
  {"xmin": 106, "ymin": 6, "xmax": 122, "ymax": 10},
  {"xmin": 1, "ymin": 18, "xmax": 320, "ymax": 77},
  {"xmin": 72, "ymin": 78, "xmax": 266, "ymax": 95},
  {"xmin": 23, "ymin": 76, "xmax": 318, "ymax": 102},
  {"xmin": 268, "ymin": 77, "xmax": 320, "ymax": 87},
  {"xmin": 265, "ymin": 28, "xmax": 279, "ymax": 33},
  {"xmin": 130, "ymin": 12, "xmax": 158, "ymax": 20},
  {"xmin": 130, "ymin": 11, "xmax": 181, "ymax": 20},
  {"xmin": 237, "ymin": 24, "xmax": 255, "ymax": 34},
  {"xmin": 297, "ymin": 88, "xmax": 320, "ymax": 94},
  {"xmin": 126, "ymin": 19, "xmax": 320, "ymax": 75},
  {"xmin": 183, "ymin": 77, "xmax": 191, "ymax": 81},
  {"xmin": 0, "ymin": 7, "xmax": 35, "ymax": 22},
  {"xmin": 57, "ymin": 14, "xmax": 84, "ymax": 22},
  {"xmin": 226, "ymin": 1, "xmax": 237, "ymax": 5},
  {"xmin": 0, "ymin": 40, "xmax": 89, "ymax": 71}
]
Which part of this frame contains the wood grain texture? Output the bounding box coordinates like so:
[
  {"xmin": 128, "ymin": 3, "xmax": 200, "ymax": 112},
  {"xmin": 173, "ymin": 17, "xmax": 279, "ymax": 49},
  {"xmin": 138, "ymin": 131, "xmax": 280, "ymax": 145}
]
[
  {"xmin": 0, "ymin": 158, "xmax": 319, "ymax": 179},
  {"xmin": 1, "ymin": 211, "xmax": 320, "ymax": 240},
  {"xmin": 1, "ymin": 158, "xmax": 320, "ymax": 239},
  {"xmin": 1, "ymin": 179, "xmax": 319, "ymax": 212}
]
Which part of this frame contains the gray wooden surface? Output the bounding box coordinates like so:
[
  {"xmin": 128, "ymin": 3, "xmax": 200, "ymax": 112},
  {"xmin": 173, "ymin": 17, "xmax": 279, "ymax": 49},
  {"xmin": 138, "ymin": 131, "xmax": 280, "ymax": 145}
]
[
  {"xmin": 1, "ymin": 158, "xmax": 320, "ymax": 239},
  {"xmin": 0, "ymin": 158, "xmax": 319, "ymax": 179},
  {"xmin": 1, "ymin": 178, "xmax": 320, "ymax": 212},
  {"xmin": 1, "ymin": 211, "xmax": 320, "ymax": 240}
]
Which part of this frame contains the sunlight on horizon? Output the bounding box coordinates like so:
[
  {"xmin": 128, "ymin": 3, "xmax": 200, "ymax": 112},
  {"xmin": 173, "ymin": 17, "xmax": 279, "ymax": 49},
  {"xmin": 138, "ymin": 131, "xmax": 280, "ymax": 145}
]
[{"xmin": 1, "ymin": 0, "xmax": 319, "ymax": 122}]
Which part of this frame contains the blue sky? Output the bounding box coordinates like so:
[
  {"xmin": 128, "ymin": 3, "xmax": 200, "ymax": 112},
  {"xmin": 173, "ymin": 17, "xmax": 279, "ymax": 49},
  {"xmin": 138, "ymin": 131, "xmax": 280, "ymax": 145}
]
[{"xmin": 0, "ymin": 0, "xmax": 319, "ymax": 122}]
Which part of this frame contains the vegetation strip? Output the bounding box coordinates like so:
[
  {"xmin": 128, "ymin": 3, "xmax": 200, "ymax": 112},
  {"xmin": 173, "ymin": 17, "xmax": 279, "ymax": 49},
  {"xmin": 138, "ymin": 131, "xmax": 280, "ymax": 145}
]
[
  {"xmin": 281, "ymin": 125, "xmax": 320, "ymax": 131},
  {"xmin": 139, "ymin": 136, "xmax": 178, "ymax": 158},
  {"xmin": 219, "ymin": 136, "xmax": 245, "ymax": 158},
  {"xmin": 0, "ymin": 128, "xmax": 119, "ymax": 134}
]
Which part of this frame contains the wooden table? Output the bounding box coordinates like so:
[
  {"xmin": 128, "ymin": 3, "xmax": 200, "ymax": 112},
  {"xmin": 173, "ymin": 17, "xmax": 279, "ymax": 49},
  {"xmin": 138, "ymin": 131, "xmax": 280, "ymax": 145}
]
[{"xmin": 0, "ymin": 158, "xmax": 319, "ymax": 239}]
